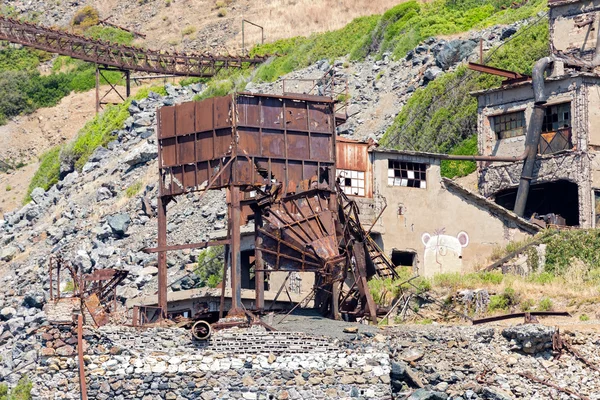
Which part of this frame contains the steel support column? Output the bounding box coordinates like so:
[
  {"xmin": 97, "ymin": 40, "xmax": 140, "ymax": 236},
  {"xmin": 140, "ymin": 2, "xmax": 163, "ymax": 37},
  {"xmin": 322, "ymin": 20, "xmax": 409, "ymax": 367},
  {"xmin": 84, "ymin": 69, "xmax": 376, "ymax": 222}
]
[
  {"xmin": 229, "ymin": 186, "xmax": 243, "ymax": 314},
  {"xmin": 157, "ymin": 196, "xmax": 168, "ymax": 319},
  {"xmin": 254, "ymin": 211, "xmax": 265, "ymax": 312},
  {"xmin": 77, "ymin": 314, "xmax": 88, "ymax": 400}
]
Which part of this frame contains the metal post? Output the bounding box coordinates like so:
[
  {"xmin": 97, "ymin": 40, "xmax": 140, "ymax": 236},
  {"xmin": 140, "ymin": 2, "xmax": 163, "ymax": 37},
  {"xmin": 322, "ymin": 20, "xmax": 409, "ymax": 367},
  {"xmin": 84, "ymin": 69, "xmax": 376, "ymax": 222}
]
[
  {"xmin": 228, "ymin": 186, "xmax": 243, "ymax": 315},
  {"xmin": 95, "ymin": 66, "xmax": 100, "ymax": 114},
  {"xmin": 332, "ymin": 282, "xmax": 340, "ymax": 320},
  {"xmin": 219, "ymin": 244, "xmax": 230, "ymax": 319},
  {"xmin": 125, "ymin": 70, "xmax": 131, "ymax": 98},
  {"xmin": 49, "ymin": 259, "xmax": 53, "ymax": 301},
  {"xmin": 157, "ymin": 196, "xmax": 168, "ymax": 319},
  {"xmin": 77, "ymin": 314, "xmax": 88, "ymax": 400},
  {"xmin": 254, "ymin": 211, "xmax": 265, "ymax": 312},
  {"xmin": 479, "ymin": 38, "xmax": 483, "ymax": 64}
]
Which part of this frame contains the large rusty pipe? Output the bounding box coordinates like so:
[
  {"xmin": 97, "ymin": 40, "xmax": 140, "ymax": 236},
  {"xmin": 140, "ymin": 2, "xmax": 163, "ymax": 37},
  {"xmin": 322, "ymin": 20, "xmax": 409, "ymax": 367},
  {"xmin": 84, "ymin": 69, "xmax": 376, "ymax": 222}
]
[
  {"xmin": 433, "ymin": 152, "xmax": 527, "ymax": 162},
  {"xmin": 513, "ymin": 56, "xmax": 553, "ymax": 217}
]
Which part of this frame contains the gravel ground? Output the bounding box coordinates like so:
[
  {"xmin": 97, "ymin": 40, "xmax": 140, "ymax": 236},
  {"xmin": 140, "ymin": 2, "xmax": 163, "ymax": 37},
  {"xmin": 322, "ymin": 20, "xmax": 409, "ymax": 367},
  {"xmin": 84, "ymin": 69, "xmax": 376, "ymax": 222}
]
[{"xmin": 263, "ymin": 309, "xmax": 381, "ymax": 340}]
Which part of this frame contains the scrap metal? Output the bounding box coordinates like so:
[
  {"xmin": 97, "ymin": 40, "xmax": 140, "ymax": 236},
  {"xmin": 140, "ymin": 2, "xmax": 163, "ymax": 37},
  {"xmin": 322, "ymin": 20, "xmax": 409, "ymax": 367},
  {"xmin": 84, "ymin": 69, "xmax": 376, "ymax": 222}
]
[{"xmin": 48, "ymin": 253, "xmax": 128, "ymax": 327}]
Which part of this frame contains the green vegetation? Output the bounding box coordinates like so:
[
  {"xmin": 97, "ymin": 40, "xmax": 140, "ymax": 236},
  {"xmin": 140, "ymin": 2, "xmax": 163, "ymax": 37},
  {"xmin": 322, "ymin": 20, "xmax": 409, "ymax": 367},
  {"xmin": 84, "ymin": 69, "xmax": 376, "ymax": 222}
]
[
  {"xmin": 25, "ymin": 86, "xmax": 166, "ymax": 203},
  {"xmin": 24, "ymin": 146, "xmax": 61, "ymax": 203},
  {"xmin": 71, "ymin": 5, "xmax": 100, "ymax": 28},
  {"xmin": 195, "ymin": 246, "xmax": 225, "ymax": 288},
  {"xmin": 382, "ymin": 17, "xmax": 550, "ymax": 177},
  {"xmin": 63, "ymin": 280, "xmax": 75, "ymax": 292},
  {"xmin": 538, "ymin": 297, "xmax": 553, "ymax": 311},
  {"xmin": 543, "ymin": 229, "xmax": 600, "ymax": 275},
  {"xmin": 83, "ymin": 25, "xmax": 135, "ymax": 45},
  {"xmin": 439, "ymin": 133, "xmax": 477, "ymax": 178},
  {"xmin": 369, "ymin": 267, "xmax": 431, "ymax": 305},
  {"xmin": 432, "ymin": 270, "xmax": 504, "ymax": 289},
  {"xmin": 125, "ymin": 181, "xmax": 143, "ymax": 198},
  {"xmin": 251, "ymin": 0, "xmax": 545, "ymax": 85},
  {"xmin": 5, "ymin": 184, "xmax": 11, "ymax": 192},
  {"xmin": 251, "ymin": 16, "xmax": 379, "ymax": 82},
  {"xmin": 580, "ymin": 314, "xmax": 590, "ymax": 321},
  {"xmin": 182, "ymin": 26, "xmax": 197, "ymax": 36},
  {"xmin": 0, "ymin": 24, "xmax": 135, "ymax": 125},
  {"xmin": 0, "ymin": 376, "xmax": 33, "ymax": 400}
]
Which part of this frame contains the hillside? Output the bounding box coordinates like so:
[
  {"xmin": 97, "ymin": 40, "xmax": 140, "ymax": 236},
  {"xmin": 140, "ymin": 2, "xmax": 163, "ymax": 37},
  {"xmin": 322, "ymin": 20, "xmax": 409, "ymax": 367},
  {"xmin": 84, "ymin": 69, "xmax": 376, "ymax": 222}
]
[{"xmin": 8, "ymin": 0, "xmax": 403, "ymax": 52}]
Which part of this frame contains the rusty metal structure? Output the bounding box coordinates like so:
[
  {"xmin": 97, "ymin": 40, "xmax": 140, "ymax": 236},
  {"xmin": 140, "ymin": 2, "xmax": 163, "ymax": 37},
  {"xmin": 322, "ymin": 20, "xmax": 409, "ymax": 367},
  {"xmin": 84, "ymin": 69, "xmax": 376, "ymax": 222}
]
[
  {"xmin": 48, "ymin": 253, "xmax": 128, "ymax": 327},
  {"xmin": 0, "ymin": 16, "xmax": 267, "ymax": 111},
  {"xmin": 148, "ymin": 91, "xmax": 397, "ymax": 323}
]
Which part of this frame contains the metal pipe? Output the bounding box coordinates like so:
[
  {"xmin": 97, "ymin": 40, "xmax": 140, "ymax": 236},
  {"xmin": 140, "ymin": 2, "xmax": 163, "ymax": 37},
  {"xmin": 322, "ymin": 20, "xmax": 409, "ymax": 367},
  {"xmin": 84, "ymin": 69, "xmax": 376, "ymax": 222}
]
[{"xmin": 513, "ymin": 56, "xmax": 554, "ymax": 217}]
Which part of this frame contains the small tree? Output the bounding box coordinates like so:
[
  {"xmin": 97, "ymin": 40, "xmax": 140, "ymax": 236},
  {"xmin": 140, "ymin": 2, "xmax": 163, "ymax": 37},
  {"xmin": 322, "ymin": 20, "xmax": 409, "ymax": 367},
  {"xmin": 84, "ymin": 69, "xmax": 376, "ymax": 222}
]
[
  {"xmin": 71, "ymin": 6, "xmax": 100, "ymax": 29},
  {"xmin": 195, "ymin": 246, "xmax": 225, "ymax": 288}
]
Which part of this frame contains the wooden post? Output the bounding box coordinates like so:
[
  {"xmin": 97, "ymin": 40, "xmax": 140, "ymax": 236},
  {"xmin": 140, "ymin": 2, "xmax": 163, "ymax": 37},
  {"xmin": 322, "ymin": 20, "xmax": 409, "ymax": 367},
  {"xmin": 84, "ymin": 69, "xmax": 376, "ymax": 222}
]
[
  {"xmin": 77, "ymin": 314, "xmax": 88, "ymax": 400},
  {"xmin": 157, "ymin": 196, "xmax": 168, "ymax": 319}
]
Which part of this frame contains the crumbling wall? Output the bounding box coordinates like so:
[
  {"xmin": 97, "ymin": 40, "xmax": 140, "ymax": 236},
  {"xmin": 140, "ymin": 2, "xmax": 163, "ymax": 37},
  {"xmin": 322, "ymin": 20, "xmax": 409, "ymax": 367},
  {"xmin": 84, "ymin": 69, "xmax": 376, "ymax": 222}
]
[
  {"xmin": 33, "ymin": 326, "xmax": 391, "ymax": 400},
  {"xmin": 478, "ymin": 152, "xmax": 593, "ymax": 227},
  {"xmin": 549, "ymin": 0, "xmax": 600, "ymax": 60}
]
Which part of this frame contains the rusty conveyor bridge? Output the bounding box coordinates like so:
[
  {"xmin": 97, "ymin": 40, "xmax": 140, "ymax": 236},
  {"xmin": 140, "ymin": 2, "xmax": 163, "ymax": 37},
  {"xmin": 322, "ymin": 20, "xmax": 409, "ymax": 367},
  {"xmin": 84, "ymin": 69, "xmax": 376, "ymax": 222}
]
[{"xmin": 0, "ymin": 16, "xmax": 267, "ymax": 77}]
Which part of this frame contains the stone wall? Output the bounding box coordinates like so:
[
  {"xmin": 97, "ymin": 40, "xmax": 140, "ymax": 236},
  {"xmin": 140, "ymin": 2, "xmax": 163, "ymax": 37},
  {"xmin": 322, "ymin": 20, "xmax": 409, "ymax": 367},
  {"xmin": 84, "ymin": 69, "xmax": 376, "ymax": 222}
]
[{"xmin": 33, "ymin": 325, "xmax": 391, "ymax": 400}]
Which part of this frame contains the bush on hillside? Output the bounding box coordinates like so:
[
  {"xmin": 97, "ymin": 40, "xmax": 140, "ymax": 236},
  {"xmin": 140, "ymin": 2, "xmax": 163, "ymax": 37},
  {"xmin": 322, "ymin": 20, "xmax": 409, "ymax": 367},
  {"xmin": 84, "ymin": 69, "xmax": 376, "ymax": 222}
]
[{"xmin": 71, "ymin": 6, "xmax": 100, "ymax": 28}]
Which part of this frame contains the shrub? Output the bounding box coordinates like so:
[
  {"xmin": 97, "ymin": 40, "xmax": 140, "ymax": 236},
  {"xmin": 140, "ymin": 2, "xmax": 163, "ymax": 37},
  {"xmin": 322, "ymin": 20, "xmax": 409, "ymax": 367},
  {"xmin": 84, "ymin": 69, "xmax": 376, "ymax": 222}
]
[
  {"xmin": 71, "ymin": 6, "xmax": 99, "ymax": 28},
  {"xmin": 5, "ymin": 185, "xmax": 11, "ymax": 192},
  {"xmin": 440, "ymin": 135, "xmax": 477, "ymax": 178},
  {"xmin": 488, "ymin": 294, "xmax": 508, "ymax": 311},
  {"xmin": 580, "ymin": 314, "xmax": 590, "ymax": 321},
  {"xmin": 25, "ymin": 146, "xmax": 61, "ymax": 203},
  {"xmin": 520, "ymin": 299, "xmax": 534, "ymax": 312},
  {"xmin": 10, "ymin": 376, "xmax": 32, "ymax": 400},
  {"xmin": 182, "ymin": 26, "xmax": 197, "ymax": 36},
  {"xmin": 538, "ymin": 297, "xmax": 553, "ymax": 311},
  {"xmin": 125, "ymin": 181, "xmax": 143, "ymax": 198},
  {"xmin": 84, "ymin": 26, "xmax": 135, "ymax": 45},
  {"xmin": 217, "ymin": 8, "xmax": 227, "ymax": 17},
  {"xmin": 195, "ymin": 246, "xmax": 225, "ymax": 287}
]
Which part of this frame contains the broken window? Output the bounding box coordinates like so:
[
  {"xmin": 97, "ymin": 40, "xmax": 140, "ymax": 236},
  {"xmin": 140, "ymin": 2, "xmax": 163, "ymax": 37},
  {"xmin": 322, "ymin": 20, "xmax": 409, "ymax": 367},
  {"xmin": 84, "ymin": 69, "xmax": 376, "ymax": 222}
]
[
  {"xmin": 542, "ymin": 103, "xmax": 571, "ymax": 132},
  {"xmin": 492, "ymin": 111, "xmax": 526, "ymax": 139},
  {"xmin": 539, "ymin": 103, "xmax": 573, "ymax": 154},
  {"xmin": 338, "ymin": 169, "xmax": 365, "ymax": 196},
  {"xmin": 388, "ymin": 160, "xmax": 427, "ymax": 189},
  {"xmin": 391, "ymin": 250, "xmax": 416, "ymax": 267}
]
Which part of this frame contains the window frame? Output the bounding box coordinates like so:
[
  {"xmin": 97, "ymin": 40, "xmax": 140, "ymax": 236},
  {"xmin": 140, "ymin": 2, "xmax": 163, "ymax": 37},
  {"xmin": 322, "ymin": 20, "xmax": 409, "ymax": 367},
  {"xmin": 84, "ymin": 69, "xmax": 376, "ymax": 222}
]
[
  {"xmin": 491, "ymin": 110, "xmax": 526, "ymax": 140},
  {"xmin": 387, "ymin": 159, "xmax": 428, "ymax": 189}
]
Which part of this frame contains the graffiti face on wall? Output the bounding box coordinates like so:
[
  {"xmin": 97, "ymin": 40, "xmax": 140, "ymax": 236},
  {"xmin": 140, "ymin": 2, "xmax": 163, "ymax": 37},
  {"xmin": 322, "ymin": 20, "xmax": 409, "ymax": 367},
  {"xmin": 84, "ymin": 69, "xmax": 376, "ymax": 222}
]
[{"xmin": 421, "ymin": 230, "xmax": 469, "ymax": 277}]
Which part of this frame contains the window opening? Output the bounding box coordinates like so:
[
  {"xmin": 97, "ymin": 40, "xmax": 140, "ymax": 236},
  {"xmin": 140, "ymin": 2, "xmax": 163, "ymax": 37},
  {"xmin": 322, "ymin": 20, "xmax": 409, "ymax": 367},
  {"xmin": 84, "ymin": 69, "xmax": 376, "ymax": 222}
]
[
  {"xmin": 338, "ymin": 169, "xmax": 365, "ymax": 196},
  {"xmin": 492, "ymin": 111, "xmax": 526, "ymax": 139},
  {"xmin": 387, "ymin": 160, "xmax": 427, "ymax": 189}
]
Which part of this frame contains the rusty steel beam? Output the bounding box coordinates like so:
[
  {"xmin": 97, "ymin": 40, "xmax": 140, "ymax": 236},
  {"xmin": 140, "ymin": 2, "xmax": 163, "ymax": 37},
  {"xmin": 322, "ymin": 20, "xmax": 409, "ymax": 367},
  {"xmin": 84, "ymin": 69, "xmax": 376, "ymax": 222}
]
[
  {"xmin": 157, "ymin": 196, "xmax": 168, "ymax": 319},
  {"xmin": 254, "ymin": 211, "xmax": 265, "ymax": 312},
  {"xmin": 77, "ymin": 314, "xmax": 88, "ymax": 400},
  {"xmin": 472, "ymin": 311, "xmax": 571, "ymax": 325},
  {"xmin": 229, "ymin": 186, "xmax": 243, "ymax": 315},
  {"xmin": 0, "ymin": 16, "xmax": 266, "ymax": 77},
  {"xmin": 467, "ymin": 62, "xmax": 528, "ymax": 80}
]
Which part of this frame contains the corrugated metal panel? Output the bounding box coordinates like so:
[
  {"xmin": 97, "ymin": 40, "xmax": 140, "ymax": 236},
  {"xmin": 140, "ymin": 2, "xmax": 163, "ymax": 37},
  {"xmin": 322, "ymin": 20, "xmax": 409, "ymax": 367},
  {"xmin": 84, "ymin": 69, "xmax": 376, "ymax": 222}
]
[{"xmin": 157, "ymin": 93, "xmax": 337, "ymax": 197}]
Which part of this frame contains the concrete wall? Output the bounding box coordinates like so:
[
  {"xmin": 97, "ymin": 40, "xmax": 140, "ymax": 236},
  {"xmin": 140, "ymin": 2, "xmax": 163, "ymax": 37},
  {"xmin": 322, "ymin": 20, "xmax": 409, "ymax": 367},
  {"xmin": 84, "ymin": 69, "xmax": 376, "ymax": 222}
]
[
  {"xmin": 372, "ymin": 152, "xmax": 532, "ymax": 276},
  {"xmin": 476, "ymin": 78, "xmax": 582, "ymax": 158},
  {"xmin": 550, "ymin": 0, "xmax": 600, "ymax": 60},
  {"xmin": 475, "ymin": 76, "xmax": 600, "ymax": 227}
]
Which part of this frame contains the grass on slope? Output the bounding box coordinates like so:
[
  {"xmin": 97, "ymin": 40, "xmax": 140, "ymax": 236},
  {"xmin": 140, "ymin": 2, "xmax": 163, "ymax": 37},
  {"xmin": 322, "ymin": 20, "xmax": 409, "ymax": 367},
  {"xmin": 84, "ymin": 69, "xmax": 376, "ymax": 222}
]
[
  {"xmin": 382, "ymin": 18, "xmax": 550, "ymax": 178},
  {"xmin": 250, "ymin": 0, "xmax": 546, "ymax": 83},
  {"xmin": 0, "ymin": 26, "xmax": 134, "ymax": 125},
  {"xmin": 25, "ymin": 86, "xmax": 167, "ymax": 203}
]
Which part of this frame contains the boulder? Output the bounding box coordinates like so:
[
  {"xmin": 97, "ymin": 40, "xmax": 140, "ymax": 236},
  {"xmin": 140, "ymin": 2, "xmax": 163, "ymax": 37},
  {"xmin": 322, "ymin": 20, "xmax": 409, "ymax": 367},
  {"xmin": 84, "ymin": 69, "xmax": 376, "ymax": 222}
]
[
  {"xmin": 106, "ymin": 213, "xmax": 131, "ymax": 237},
  {"xmin": 0, "ymin": 246, "xmax": 19, "ymax": 262},
  {"xmin": 89, "ymin": 146, "xmax": 110, "ymax": 163},
  {"xmin": 407, "ymin": 389, "xmax": 448, "ymax": 400},
  {"xmin": 123, "ymin": 143, "xmax": 158, "ymax": 166},
  {"xmin": 435, "ymin": 39, "xmax": 478, "ymax": 70},
  {"xmin": 30, "ymin": 187, "xmax": 46, "ymax": 205},
  {"xmin": 96, "ymin": 187, "xmax": 113, "ymax": 202},
  {"xmin": 0, "ymin": 307, "xmax": 16, "ymax": 321},
  {"xmin": 424, "ymin": 66, "xmax": 443, "ymax": 82}
]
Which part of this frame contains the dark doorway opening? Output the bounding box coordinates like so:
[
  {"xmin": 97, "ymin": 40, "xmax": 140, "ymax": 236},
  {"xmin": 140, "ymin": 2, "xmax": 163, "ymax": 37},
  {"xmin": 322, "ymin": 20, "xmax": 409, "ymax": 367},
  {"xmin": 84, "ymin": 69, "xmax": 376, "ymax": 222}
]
[
  {"xmin": 391, "ymin": 250, "xmax": 416, "ymax": 267},
  {"xmin": 241, "ymin": 249, "xmax": 269, "ymax": 291},
  {"xmin": 494, "ymin": 180, "xmax": 579, "ymax": 226}
]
